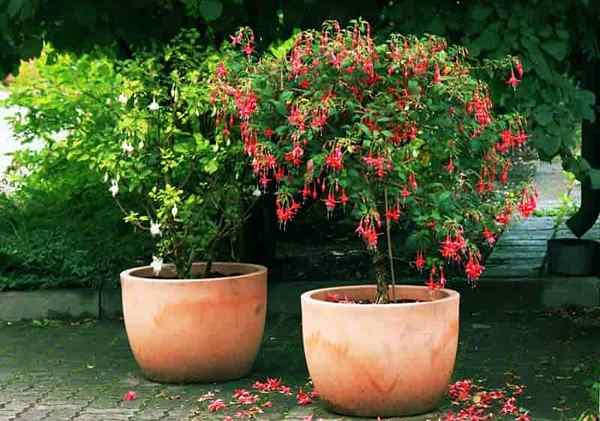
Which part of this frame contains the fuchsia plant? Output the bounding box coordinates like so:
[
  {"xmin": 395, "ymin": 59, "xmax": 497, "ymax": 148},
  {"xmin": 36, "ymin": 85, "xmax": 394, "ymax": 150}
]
[{"xmin": 211, "ymin": 20, "xmax": 535, "ymax": 303}]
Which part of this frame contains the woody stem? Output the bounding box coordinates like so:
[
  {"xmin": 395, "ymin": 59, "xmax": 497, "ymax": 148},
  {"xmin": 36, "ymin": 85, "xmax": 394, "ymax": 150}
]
[{"xmin": 384, "ymin": 187, "xmax": 396, "ymax": 301}]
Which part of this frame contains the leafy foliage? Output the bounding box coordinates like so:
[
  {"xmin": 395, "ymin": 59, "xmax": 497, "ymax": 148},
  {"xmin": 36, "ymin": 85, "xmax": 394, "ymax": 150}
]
[
  {"xmin": 1, "ymin": 0, "xmax": 598, "ymax": 194},
  {"xmin": 4, "ymin": 30, "xmax": 255, "ymax": 280},
  {"xmin": 0, "ymin": 164, "xmax": 148, "ymax": 291},
  {"xmin": 213, "ymin": 21, "xmax": 534, "ymax": 302}
]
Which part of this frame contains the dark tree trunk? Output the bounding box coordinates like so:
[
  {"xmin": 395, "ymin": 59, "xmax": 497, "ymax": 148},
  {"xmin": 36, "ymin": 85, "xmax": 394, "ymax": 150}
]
[{"xmin": 567, "ymin": 55, "xmax": 600, "ymax": 237}]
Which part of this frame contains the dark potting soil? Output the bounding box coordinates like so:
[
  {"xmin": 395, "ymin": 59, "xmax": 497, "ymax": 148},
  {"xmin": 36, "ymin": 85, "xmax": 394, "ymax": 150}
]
[{"xmin": 323, "ymin": 293, "xmax": 424, "ymax": 304}]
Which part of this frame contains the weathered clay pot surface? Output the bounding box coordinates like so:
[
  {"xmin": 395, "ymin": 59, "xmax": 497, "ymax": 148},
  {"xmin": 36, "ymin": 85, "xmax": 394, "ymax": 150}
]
[
  {"xmin": 301, "ymin": 285, "xmax": 459, "ymax": 417},
  {"xmin": 121, "ymin": 262, "xmax": 267, "ymax": 383}
]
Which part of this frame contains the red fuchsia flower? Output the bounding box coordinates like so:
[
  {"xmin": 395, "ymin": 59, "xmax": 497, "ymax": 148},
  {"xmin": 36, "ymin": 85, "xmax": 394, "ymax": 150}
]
[
  {"xmin": 224, "ymin": 416, "xmax": 234, "ymax": 421},
  {"xmin": 415, "ymin": 250, "xmax": 426, "ymax": 271},
  {"xmin": 516, "ymin": 412, "xmax": 531, "ymax": 421},
  {"xmin": 517, "ymin": 187, "xmax": 537, "ymax": 218},
  {"xmin": 325, "ymin": 147, "xmax": 344, "ymax": 171},
  {"xmin": 299, "ymin": 79, "xmax": 310, "ymax": 89},
  {"xmin": 439, "ymin": 266, "xmax": 447, "ymax": 288},
  {"xmin": 243, "ymin": 42, "xmax": 255, "ymax": 56},
  {"xmin": 263, "ymin": 127, "xmax": 273, "ymax": 138},
  {"xmin": 500, "ymin": 397, "xmax": 518, "ymax": 415},
  {"xmin": 261, "ymin": 401, "xmax": 273, "ymax": 408},
  {"xmin": 511, "ymin": 385, "xmax": 525, "ymax": 397},
  {"xmin": 515, "ymin": 61, "xmax": 523, "ymax": 79},
  {"xmin": 385, "ymin": 205, "xmax": 400, "ymax": 223},
  {"xmin": 432, "ymin": 63, "xmax": 441, "ymax": 84},
  {"xmin": 445, "ymin": 159, "xmax": 455, "ymax": 173},
  {"xmin": 409, "ymin": 173, "xmax": 418, "ymax": 191},
  {"xmin": 440, "ymin": 229, "xmax": 466, "ymax": 262},
  {"xmin": 339, "ymin": 189, "xmax": 349, "ymax": 206},
  {"xmin": 208, "ymin": 399, "xmax": 226, "ymax": 412},
  {"xmin": 482, "ymin": 225, "xmax": 495, "ymax": 245},
  {"xmin": 500, "ymin": 161, "xmax": 511, "ymax": 185},
  {"xmin": 466, "ymin": 88, "xmax": 493, "ymax": 128},
  {"xmin": 288, "ymin": 106, "xmax": 306, "ymax": 132},
  {"xmin": 216, "ymin": 62, "xmax": 228, "ymax": 79},
  {"xmin": 296, "ymin": 390, "xmax": 313, "ymax": 406},
  {"xmin": 449, "ymin": 380, "xmax": 473, "ymax": 402},
  {"xmin": 356, "ymin": 217, "xmax": 379, "ymax": 249},
  {"xmin": 465, "ymin": 252, "xmax": 484, "ymax": 281},
  {"xmin": 324, "ymin": 191, "xmax": 337, "ymax": 215},
  {"xmin": 426, "ymin": 265, "xmax": 436, "ymax": 289},
  {"xmin": 506, "ymin": 69, "xmax": 520, "ymax": 89},
  {"xmin": 401, "ymin": 186, "xmax": 410, "ymax": 200},
  {"xmin": 234, "ymin": 90, "xmax": 258, "ymax": 120},
  {"xmin": 284, "ymin": 143, "xmax": 304, "ymax": 167},
  {"xmin": 516, "ymin": 131, "xmax": 528, "ymax": 146},
  {"xmin": 362, "ymin": 152, "xmax": 391, "ymax": 177},
  {"xmin": 496, "ymin": 129, "xmax": 513, "ymax": 154},
  {"xmin": 311, "ymin": 109, "xmax": 328, "ymax": 129},
  {"xmin": 122, "ymin": 391, "xmax": 137, "ymax": 401},
  {"xmin": 276, "ymin": 198, "xmax": 301, "ymax": 228}
]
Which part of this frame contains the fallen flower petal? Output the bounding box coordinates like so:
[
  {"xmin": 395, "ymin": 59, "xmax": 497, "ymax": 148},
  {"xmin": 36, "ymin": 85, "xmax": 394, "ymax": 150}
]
[
  {"xmin": 207, "ymin": 399, "xmax": 226, "ymax": 412},
  {"xmin": 122, "ymin": 390, "xmax": 137, "ymax": 401}
]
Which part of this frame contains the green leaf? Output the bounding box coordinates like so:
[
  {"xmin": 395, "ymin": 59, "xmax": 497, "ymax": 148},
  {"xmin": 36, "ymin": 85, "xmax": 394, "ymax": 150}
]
[
  {"xmin": 532, "ymin": 128, "xmax": 560, "ymax": 159},
  {"xmin": 532, "ymin": 105, "xmax": 554, "ymax": 126},
  {"xmin": 469, "ymin": 4, "xmax": 494, "ymax": 21},
  {"xmin": 541, "ymin": 40, "xmax": 568, "ymax": 61},
  {"xmin": 7, "ymin": 0, "xmax": 22, "ymax": 18},
  {"xmin": 203, "ymin": 159, "xmax": 219, "ymax": 174},
  {"xmin": 198, "ymin": 0, "xmax": 223, "ymax": 22}
]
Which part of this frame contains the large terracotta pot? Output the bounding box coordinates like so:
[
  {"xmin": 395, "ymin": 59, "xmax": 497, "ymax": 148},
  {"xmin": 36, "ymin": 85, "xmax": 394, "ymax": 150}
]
[
  {"xmin": 301, "ymin": 285, "xmax": 459, "ymax": 417},
  {"xmin": 121, "ymin": 262, "xmax": 267, "ymax": 383}
]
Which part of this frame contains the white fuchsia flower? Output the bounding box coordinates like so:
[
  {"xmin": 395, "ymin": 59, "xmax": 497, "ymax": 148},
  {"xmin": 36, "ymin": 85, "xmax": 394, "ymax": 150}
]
[
  {"xmin": 150, "ymin": 221, "xmax": 162, "ymax": 237},
  {"xmin": 109, "ymin": 179, "xmax": 119, "ymax": 197},
  {"xmin": 121, "ymin": 141, "xmax": 134, "ymax": 154},
  {"xmin": 148, "ymin": 98, "xmax": 160, "ymax": 111},
  {"xmin": 171, "ymin": 205, "xmax": 178, "ymax": 218},
  {"xmin": 151, "ymin": 256, "xmax": 163, "ymax": 276},
  {"xmin": 118, "ymin": 93, "xmax": 129, "ymax": 104}
]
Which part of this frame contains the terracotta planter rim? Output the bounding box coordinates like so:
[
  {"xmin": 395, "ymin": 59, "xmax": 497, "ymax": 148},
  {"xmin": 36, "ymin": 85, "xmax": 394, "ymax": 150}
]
[
  {"xmin": 301, "ymin": 284, "xmax": 459, "ymax": 309},
  {"xmin": 120, "ymin": 261, "xmax": 268, "ymax": 283}
]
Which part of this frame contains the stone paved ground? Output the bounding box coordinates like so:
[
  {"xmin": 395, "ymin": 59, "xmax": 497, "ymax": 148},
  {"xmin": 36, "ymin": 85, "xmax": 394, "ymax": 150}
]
[{"xmin": 0, "ymin": 291, "xmax": 598, "ymax": 421}]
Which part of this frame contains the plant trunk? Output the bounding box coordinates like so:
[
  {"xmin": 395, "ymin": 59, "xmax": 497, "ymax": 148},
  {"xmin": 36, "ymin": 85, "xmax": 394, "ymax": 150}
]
[
  {"xmin": 567, "ymin": 55, "xmax": 600, "ymax": 237},
  {"xmin": 372, "ymin": 249, "xmax": 390, "ymax": 304}
]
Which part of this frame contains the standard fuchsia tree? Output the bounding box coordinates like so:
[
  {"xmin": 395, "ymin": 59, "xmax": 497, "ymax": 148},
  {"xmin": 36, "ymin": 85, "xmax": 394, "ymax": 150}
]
[{"xmin": 212, "ymin": 20, "xmax": 535, "ymax": 304}]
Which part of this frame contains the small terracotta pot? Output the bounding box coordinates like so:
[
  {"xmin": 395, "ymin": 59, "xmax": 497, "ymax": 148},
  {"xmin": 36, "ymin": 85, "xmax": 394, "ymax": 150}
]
[
  {"xmin": 121, "ymin": 262, "xmax": 267, "ymax": 383},
  {"xmin": 301, "ymin": 285, "xmax": 460, "ymax": 417}
]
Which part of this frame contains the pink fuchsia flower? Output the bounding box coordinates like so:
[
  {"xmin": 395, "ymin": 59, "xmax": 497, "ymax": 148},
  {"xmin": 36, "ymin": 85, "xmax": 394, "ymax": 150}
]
[
  {"xmin": 122, "ymin": 391, "xmax": 137, "ymax": 401},
  {"xmin": 207, "ymin": 399, "xmax": 226, "ymax": 412},
  {"xmin": 506, "ymin": 69, "xmax": 520, "ymax": 89}
]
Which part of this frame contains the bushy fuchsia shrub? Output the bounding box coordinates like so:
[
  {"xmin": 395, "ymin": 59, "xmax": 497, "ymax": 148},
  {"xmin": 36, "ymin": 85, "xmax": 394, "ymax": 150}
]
[{"xmin": 212, "ymin": 20, "xmax": 535, "ymax": 303}]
